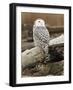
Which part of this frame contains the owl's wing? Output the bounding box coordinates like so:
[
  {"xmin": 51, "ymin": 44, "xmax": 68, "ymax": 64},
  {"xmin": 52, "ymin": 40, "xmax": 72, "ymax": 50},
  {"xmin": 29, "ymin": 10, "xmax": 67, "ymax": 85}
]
[{"xmin": 33, "ymin": 27, "xmax": 50, "ymax": 44}]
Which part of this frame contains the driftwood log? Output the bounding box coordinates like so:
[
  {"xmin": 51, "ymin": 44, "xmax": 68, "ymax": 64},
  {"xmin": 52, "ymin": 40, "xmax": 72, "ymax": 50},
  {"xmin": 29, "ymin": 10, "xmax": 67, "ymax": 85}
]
[
  {"xmin": 21, "ymin": 47, "xmax": 44, "ymax": 68},
  {"xmin": 21, "ymin": 34, "xmax": 64, "ymax": 68},
  {"xmin": 22, "ymin": 60, "xmax": 64, "ymax": 76}
]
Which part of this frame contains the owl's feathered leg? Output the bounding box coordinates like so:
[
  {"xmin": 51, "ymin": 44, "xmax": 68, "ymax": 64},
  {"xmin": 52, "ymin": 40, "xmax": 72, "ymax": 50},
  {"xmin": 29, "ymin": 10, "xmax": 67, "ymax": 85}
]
[{"xmin": 43, "ymin": 45, "xmax": 50, "ymax": 63}]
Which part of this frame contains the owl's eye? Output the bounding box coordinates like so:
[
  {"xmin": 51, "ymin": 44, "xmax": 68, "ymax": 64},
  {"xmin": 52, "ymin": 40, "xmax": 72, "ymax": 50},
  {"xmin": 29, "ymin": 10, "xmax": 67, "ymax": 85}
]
[{"xmin": 38, "ymin": 21, "xmax": 40, "ymax": 23}]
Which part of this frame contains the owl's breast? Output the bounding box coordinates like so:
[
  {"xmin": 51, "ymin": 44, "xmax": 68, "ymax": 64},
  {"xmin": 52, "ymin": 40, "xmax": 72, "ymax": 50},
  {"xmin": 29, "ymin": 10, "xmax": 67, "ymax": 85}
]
[{"xmin": 33, "ymin": 27, "xmax": 50, "ymax": 44}]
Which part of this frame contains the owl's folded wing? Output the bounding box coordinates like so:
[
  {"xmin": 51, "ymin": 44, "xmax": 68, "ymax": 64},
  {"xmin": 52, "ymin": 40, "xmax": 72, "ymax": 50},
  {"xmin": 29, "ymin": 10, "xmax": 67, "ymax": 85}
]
[{"xmin": 33, "ymin": 28, "xmax": 50, "ymax": 44}]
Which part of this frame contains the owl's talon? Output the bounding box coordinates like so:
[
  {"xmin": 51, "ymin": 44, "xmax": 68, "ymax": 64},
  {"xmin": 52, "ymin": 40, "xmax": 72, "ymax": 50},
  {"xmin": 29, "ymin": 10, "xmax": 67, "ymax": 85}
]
[{"xmin": 43, "ymin": 55, "xmax": 50, "ymax": 64}]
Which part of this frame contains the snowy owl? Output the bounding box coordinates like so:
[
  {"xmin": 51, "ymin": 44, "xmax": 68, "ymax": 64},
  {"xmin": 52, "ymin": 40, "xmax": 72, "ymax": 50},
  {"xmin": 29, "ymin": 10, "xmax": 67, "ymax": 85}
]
[{"xmin": 33, "ymin": 18, "xmax": 50, "ymax": 61}]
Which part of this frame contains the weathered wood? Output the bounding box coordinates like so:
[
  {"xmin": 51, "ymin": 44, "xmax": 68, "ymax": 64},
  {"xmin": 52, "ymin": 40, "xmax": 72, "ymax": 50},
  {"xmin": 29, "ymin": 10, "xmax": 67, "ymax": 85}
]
[
  {"xmin": 21, "ymin": 47, "xmax": 45, "ymax": 68},
  {"xmin": 48, "ymin": 60, "xmax": 64, "ymax": 75},
  {"xmin": 49, "ymin": 34, "xmax": 64, "ymax": 47},
  {"xmin": 22, "ymin": 60, "xmax": 64, "ymax": 76},
  {"xmin": 21, "ymin": 34, "xmax": 64, "ymax": 68}
]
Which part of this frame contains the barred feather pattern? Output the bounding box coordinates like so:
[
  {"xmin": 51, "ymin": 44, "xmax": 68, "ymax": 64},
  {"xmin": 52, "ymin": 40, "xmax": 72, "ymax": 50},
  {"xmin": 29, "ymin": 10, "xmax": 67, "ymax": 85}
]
[{"xmin": 33, "ymin": 26, "xmax": 50, "ymax": 60}]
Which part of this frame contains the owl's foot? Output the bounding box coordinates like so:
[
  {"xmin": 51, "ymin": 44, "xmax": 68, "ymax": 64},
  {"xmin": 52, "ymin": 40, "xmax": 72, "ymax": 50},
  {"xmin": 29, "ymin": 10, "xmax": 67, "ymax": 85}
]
[{"xmin": 44, "ymin": 55, "xmax": 50, "ymax": 64}]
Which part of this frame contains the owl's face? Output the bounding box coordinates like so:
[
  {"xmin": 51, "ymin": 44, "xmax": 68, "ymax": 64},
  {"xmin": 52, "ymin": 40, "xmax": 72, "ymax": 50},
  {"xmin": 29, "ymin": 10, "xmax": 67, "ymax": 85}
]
[{"xmin": 34, "ymin": 19, "xmax": 45, "ymax": 27}]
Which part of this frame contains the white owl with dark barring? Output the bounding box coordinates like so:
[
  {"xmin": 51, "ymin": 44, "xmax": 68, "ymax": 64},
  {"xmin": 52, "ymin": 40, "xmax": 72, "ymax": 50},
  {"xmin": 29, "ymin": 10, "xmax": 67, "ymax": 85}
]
[{"xmin": 33, "ymin": 18, "xmax": 50, "ymax": 60}]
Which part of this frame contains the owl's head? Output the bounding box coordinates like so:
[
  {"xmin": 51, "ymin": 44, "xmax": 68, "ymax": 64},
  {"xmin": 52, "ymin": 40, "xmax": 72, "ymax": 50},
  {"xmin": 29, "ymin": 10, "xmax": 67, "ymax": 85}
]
[{"xmin": 34, "ymin": 18, "xmax": 45, "ymax": 27}]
